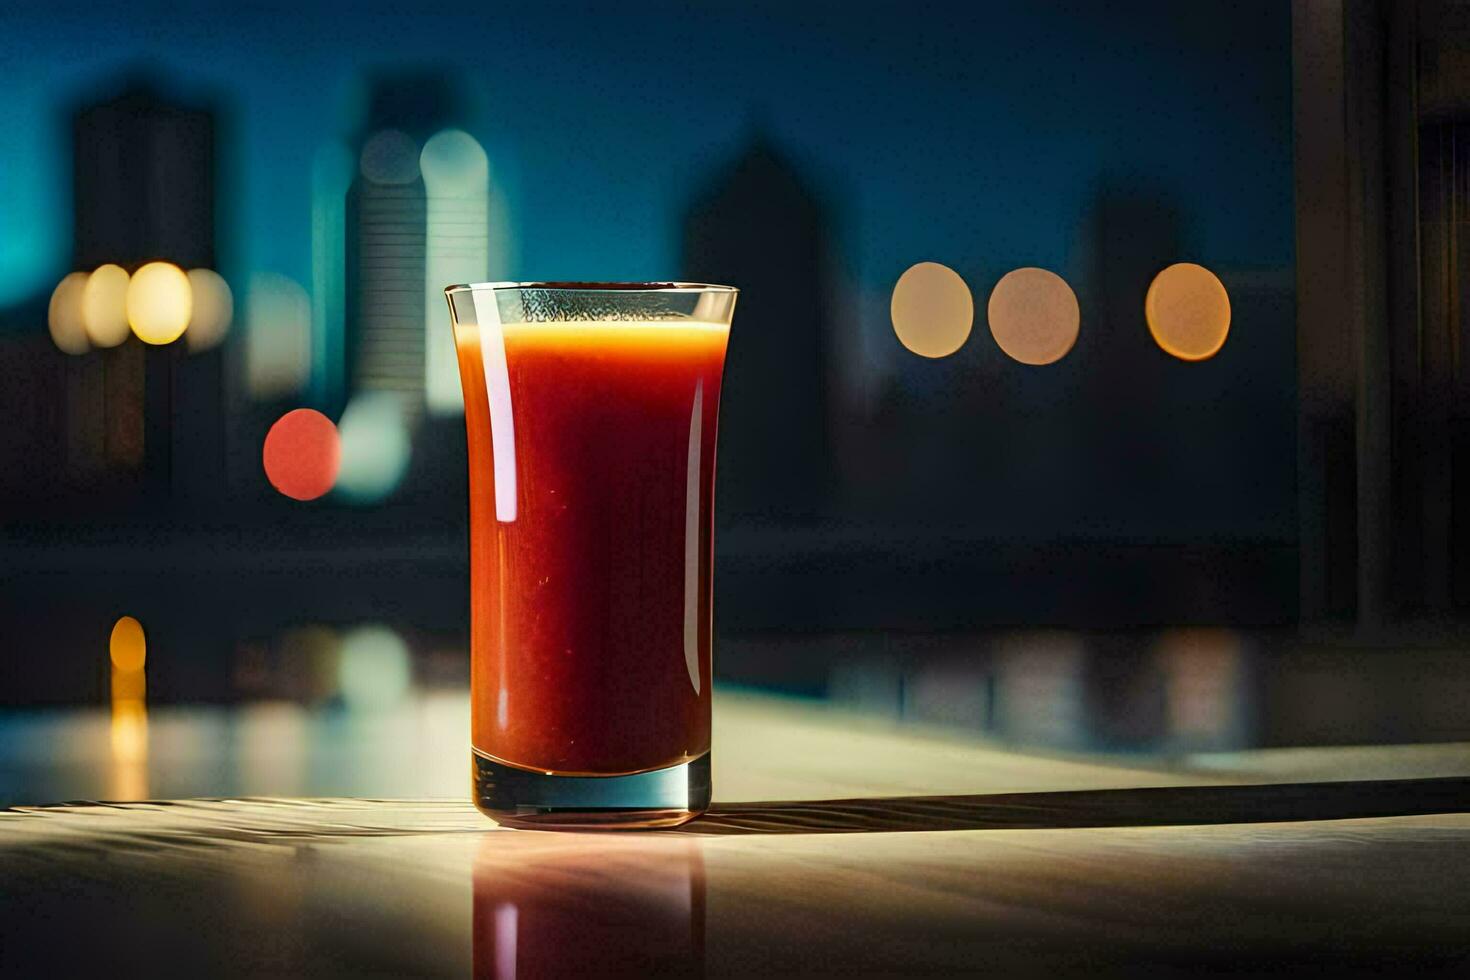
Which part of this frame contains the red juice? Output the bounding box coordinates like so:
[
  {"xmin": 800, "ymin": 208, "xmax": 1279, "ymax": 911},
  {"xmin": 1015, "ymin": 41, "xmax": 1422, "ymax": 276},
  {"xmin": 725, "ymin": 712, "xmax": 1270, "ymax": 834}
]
[{"xmin": 454, "ymin": 316, "xmax": 728, "ymax": 777}]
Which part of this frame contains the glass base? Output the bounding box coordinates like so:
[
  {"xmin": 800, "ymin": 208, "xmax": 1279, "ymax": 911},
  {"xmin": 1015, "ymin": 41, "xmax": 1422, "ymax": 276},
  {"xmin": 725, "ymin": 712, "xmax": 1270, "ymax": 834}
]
[{"xmin": 472, "ymin": 750, "xmax": 711, "ymax": 830}]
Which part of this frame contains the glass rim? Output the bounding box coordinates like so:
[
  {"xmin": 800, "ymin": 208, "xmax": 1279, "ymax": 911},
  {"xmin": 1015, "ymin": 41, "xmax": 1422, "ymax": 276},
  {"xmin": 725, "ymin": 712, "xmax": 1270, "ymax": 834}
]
[{"xmin": 444, "ymin": 280, "xmax": 737, "ymax": 296}]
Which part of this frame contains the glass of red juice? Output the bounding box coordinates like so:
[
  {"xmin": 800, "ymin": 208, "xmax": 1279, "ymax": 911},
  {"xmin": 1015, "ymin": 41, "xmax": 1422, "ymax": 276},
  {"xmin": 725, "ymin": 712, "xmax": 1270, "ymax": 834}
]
[{"xmin": 445, "ymin": 282, "xmax": 737, "ymax": 829}]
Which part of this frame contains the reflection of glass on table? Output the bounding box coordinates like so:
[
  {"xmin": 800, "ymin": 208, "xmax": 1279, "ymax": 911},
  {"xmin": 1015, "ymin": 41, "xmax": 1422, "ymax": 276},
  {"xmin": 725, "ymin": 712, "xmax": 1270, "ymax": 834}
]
[{"xmin": 472, "ymin": 834, "xmax": 705, "ymax": 978}]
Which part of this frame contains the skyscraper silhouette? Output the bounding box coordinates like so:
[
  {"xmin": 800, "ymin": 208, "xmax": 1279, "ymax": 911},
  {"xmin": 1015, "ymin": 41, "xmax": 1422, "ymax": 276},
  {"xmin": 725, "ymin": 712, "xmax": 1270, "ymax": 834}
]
[
  {"xmin": 682, "ymin": 136, "xmax": 834, "ymax": 523},
  {"xmin": 69, "ymin": 80, "xmax": 223, "ymax": 501}
]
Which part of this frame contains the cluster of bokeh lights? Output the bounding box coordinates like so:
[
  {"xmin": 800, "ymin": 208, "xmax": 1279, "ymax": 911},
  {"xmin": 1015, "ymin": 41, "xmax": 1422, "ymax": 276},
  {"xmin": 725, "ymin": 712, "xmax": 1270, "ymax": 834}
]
[
  {"xmin": 48, "ymin": 262, "xmax": 232, "ymax": 354},
  {"xmin": 891, "ymin": 261, "xmax": 1230, "ymax": 364}
]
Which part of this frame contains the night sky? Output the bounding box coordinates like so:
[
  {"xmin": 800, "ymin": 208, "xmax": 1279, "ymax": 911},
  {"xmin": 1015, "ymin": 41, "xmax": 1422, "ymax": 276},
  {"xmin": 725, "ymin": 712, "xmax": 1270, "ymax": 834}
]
[
  {"xmin": 0, "ymin": 0, "xmax": 1296, "ymax": 540},
  {"xmin": 1, "ymin": 1, "xmax": 1291, "ymax": 295}
]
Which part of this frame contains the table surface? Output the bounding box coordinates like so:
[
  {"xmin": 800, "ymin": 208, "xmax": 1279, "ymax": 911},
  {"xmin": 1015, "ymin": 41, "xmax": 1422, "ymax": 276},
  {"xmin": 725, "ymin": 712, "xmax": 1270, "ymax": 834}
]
[{"xmin": 3, "ymin": 691, "xmax": 1469, "ymax": 977}]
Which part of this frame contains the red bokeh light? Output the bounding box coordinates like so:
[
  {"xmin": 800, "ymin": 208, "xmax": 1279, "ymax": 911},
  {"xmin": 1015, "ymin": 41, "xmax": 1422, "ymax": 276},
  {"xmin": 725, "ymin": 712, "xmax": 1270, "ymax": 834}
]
[{"xmin": 262, "ymin": 409, "xmax": 341, "ymax": 501}]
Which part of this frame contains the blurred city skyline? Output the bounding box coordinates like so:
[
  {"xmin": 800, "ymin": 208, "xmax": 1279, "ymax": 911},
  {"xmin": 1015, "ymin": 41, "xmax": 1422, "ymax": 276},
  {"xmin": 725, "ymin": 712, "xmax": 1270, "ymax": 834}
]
[
  {"xmin": 0, "ymin": 1, "xmax": 1305, "ymax": 709},
  {"xmin": 0, "ymin": 0, "xmax": 1297, "ymax": 535}
]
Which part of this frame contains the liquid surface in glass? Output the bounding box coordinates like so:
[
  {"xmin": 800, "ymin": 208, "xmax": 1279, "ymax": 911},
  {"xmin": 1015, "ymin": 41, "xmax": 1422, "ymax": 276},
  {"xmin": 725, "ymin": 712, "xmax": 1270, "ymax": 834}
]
[{"xmin": 454, "ymin": 318, "xmax": 727, "ymax": 776}]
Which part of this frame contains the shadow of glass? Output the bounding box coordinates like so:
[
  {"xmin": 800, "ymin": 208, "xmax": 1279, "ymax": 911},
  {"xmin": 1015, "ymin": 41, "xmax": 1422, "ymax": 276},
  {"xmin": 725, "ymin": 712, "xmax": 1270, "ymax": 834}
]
[{"xmin": 687, "ymin": 777, "xmax": 1470, "ymax": 835}]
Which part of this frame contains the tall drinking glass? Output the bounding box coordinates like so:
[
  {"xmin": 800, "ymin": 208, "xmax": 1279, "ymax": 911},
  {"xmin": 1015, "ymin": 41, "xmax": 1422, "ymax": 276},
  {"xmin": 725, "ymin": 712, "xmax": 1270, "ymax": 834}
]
[{"xmin": 446, "ymin": 282, "xmax": 736, "ymax": 829}]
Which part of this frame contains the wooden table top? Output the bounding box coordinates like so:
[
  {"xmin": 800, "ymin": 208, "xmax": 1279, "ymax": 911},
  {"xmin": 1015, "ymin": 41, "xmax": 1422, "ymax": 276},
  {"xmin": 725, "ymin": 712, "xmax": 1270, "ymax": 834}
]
[{"xmin": 3, "ymin": 691, "xmax": 1469, "ymax": 976}]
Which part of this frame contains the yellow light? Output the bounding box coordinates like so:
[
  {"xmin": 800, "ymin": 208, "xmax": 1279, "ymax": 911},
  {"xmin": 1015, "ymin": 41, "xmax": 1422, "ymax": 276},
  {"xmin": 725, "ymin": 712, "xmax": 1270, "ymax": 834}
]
[
  {"xmin": 127, "ymin": 261, "xmax": 193, "ymax": 345},
  {"xmin": 48, "ymin": 272, "xmax": 91, "ymax": 355},
  {"xmin": 110, "ymin": 698, "xmax": 149, "ymax": 766},
  {"xmin": 81, "ymin": 264, "xmax": 131, "ymax": 348},
  {"xmin": 108, "ymin": 614, "xmax": 149, "ymax": 798},
  {"xmin": 110, "ymin": 615, "xmax": 146, "ymax": 673},
  {"xmin": 185, "ymin": 268, "xmax": 233, "ymax": 352},
  {"xmin": 1145, "ymin": 262, "xmax": 1230, "ymax": 361},
  {"xmin": 890, "ymin": 261, "xmax": 973, "ymax": 358},
  {"xmin": 987, "ymin": 267, "xmax": 1080, "ymax": 366},
  {"xmin": 112, "ymin": 666, "xmax": 145, "ymax": 701}
]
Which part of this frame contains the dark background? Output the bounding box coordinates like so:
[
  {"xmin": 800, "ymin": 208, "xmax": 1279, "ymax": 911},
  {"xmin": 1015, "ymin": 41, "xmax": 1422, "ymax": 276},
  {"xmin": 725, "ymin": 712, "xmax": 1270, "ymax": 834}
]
[{"xmin": 0, "ymin": 0, "xmax": 1465, "ymax": 764}]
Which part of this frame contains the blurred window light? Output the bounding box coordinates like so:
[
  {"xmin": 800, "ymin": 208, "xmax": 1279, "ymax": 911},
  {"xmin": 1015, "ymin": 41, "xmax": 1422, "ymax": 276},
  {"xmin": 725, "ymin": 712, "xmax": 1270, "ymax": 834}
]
[
  {"xmin": 81, "ymin": 264, "xmax": 132, "ymax": 348},
  {"xmin": 127, "ymin": 261, "xmax": 193, "ymax": 345},
  {"xmin": 422, "ymin": 129, "xmax": 490, "ymax": 416},
  {"xmin": 987, "ymin": 267, "xmax": 1080, "ymax": 366},
  {"xmin": 890, "ymin": 261, "xmax": 973, "ymax": 358},
  {"xmin": 109, "ymin": 615, "xmax": 147, "ymax": 674},
  {"xmin": 360, "ymin": 129, "xmax": 422, "ymax": 185},
  {"xmin": 421, "ymin": 128, "xmax": 489, "ymax": 195},
  {"xmin": 334, "ymin": 391, "xmax": 412, "ymax": 504},
  {"xmin": 1145, "ymin": 262, "xmax": 1231, "ymax": 361},
  {"xmin": 338, "ymin": 624, "xmax": 412, "ymax": 711},
  {"xmin": 262, "ymin": 408, "xmax": 341, "ymax": 501},
  {"xmin": 48, "ymin": 272, "xmax": 91, "ymax": 354},
  {"xmin": 245, "ymin": 272, "xmax": 312, "ymax": 399},
  {"xmin": 185, "ymin": 268, "xmax": 233, "ymax": 352}
]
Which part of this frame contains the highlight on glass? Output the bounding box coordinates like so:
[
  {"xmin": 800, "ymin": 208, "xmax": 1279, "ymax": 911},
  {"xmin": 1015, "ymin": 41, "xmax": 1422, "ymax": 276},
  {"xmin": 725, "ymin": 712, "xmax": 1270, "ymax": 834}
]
[{"xmin": 446, "ymin": 281, "xmax": 737, "ymax": 828}]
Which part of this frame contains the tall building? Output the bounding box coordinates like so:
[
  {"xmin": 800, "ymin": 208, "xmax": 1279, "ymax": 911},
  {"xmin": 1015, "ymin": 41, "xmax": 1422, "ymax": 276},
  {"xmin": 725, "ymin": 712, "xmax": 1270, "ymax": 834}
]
[
  {"xmin": 344, "ymin": 73, "xmax": 470, "ymax": 421},
  {"xmin": 347, "ymin": 130, "xmax": 427, "ymax": 413},
  {"xmin": 67, "ymin": 81, "xmax": 223, "ymax": 504},
  {"xmin": 682, "ymin": 137, "xmax": 835, "ymax": 523}
]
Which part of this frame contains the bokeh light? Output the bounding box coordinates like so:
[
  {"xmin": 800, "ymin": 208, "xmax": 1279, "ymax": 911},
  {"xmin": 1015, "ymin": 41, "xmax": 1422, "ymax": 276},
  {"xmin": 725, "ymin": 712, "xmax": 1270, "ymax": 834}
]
[
  {"xmin": 987, "ymin": 267, "xmax": 1080, "ymax": 366},
  {"xmin": 245, "ymin": 272, "xmax": 312, "ymax": 399},
  {"xmin": 81, "ymin": 263, "xmax": 131, "ymax": 348},
  {"xmin": 109, "ymin": 615, "xmax": 146, "ymax": 673},
  {"xmin": 1145, "ymin": 262, "xmax": 1231, "ymax": 361},
  {"xmin": 109, "ymin": 613, "xmax": 149, "ymax": 796},
  {"xmin": 127, "ymin": 261, "xmax": 193, "ymax": 345},
  {"xmin": 334, "ymin": 391, "xmax": 412, "ymax": 503},
  {"xmin": 338, "ymin": 624, "xmax": 412, "ymax": 710},
  {"xmin": 47, "ymin": 272, "xmax": 90, "ymax": 354},
  {"xmin": 262, "ymin": 408, "xmax": 341, "ymax": 501},
  {"xmin": 360, "ymin": 129, "xmax": 421, "ymax": 185},
  {"xmin": 185, "ymin": 268, "xmax": 233, "ymax": 352},
  {"xmin": 421, "ymin": 129, "xmax": 489, "ymax": 194},
  {"xmin": 422, "ymin": 128, "xmax": 490, "ymax": 416},
  {"xmin": 890, "ymin": 261, "xmax": 973, "ymax": 358}
]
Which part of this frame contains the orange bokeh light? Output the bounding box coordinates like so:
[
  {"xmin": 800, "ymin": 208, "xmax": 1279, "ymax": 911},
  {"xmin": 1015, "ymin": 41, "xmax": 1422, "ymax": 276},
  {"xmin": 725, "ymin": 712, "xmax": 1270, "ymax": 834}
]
[
  {"xmin": 1145, "ymin": 263, "xmax": 1231, "ymax": 361},
  {"xmin": 262, "ymin": 409, "xmax": 342, "ymax": 501}
]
